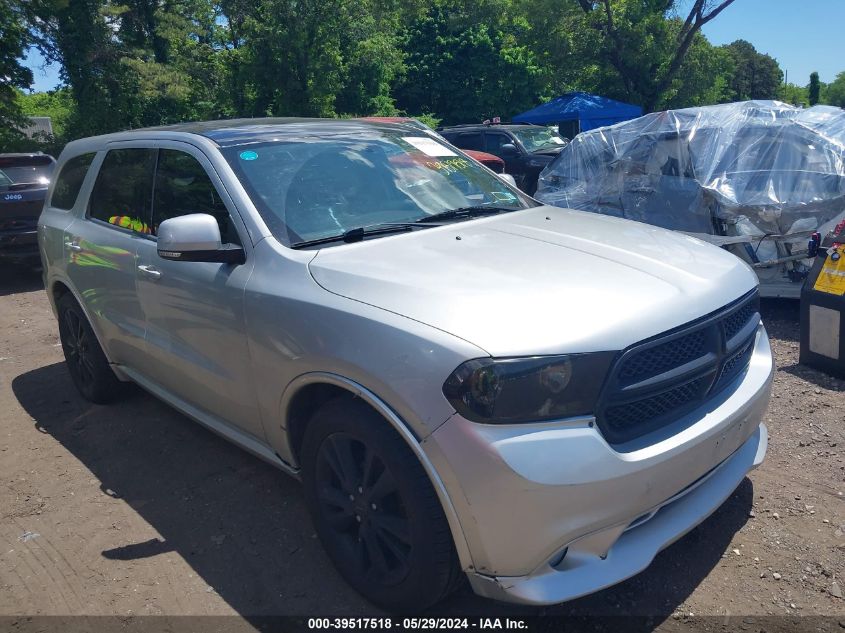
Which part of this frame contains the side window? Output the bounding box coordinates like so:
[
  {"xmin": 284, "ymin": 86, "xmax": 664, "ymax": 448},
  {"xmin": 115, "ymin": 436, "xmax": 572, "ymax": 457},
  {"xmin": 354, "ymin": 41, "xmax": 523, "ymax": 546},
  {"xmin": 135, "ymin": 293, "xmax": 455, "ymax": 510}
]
[
  {"xmin": 485, "ymin": 133, "xmax": 513, "ymax": 156},
  {"xmin": 88, "ymin": 148, "xmax": 156, "ymax": 233},
  {"xmin": 52, "ymin": 153, "xmax": 96, "ymax": 210},
  {"xmin": 153, "ymin": 149, "xmax": 239, "ymax": 244},
  {"xmin": 454, "ymin": 133, "xmax": 484, "ymax": 151}
]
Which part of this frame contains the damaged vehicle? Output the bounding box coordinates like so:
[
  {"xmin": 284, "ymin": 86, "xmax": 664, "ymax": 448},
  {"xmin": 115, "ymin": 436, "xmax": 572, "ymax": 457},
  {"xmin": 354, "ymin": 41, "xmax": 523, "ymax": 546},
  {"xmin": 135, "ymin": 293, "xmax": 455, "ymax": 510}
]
[
  {"xmin": 40, "ymin": 118, "xmax": 771, "ymax": 610},
  {"xmin": 536, "ymin": 101, "xmax": 845, "ymax": 298}
]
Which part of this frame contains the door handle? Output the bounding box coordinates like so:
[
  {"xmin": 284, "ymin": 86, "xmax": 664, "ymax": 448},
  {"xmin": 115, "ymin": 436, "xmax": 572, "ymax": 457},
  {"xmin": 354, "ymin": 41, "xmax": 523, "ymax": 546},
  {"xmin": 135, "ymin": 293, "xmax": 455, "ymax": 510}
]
[
  {"xmin": 65, "ymin": 241, "xmax": 82, "ymax": 252},
  {"xmin": 137, "ymin": 264, "xmax": 162, "ymax": 280}
]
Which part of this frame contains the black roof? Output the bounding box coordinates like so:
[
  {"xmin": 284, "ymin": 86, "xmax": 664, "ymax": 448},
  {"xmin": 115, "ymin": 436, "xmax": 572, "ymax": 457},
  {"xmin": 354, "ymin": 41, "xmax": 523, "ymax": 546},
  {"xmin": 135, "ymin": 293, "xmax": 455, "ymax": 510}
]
[
  {"xmin": 141, "ymin": 117, "xmax": 417, "ymax": 147},
  {"xmin": 437, "ymin": 123, "xmax": 539, "ymax": 133}
]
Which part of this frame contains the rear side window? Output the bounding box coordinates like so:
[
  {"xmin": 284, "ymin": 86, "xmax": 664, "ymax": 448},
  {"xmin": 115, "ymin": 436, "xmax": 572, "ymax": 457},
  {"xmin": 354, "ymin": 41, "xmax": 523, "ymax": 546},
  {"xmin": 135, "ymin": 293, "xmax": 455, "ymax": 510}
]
[
  {"xmin": 453, "ymin": 133, "xmax": 483, "ymax": 151},
  {"xmin": 88, "ymin": 148, "xmax": 156, "ymax": 233},
  {"xmin": 153, "ymin": 149, "xmax": 240, "ymax": 244},
  {"xmin": 51, "ymin": 153, "xmax": 96, "ymax": 210}
]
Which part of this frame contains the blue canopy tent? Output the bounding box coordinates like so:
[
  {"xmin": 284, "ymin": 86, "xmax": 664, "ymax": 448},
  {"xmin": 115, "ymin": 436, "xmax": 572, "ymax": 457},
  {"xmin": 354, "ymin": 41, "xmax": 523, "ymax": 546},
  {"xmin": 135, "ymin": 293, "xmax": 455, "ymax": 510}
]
[{"xmin": 512, "ymin": 92, "xmax": 642, "ymax": 134}]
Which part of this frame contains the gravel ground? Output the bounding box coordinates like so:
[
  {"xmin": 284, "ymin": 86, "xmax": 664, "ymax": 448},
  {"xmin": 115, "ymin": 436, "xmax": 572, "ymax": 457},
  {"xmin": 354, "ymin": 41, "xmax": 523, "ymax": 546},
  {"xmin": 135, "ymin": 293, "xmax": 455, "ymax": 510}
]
[{"xmin": 0, "ymin": 262, "xmax": 843, "ymax": 627}]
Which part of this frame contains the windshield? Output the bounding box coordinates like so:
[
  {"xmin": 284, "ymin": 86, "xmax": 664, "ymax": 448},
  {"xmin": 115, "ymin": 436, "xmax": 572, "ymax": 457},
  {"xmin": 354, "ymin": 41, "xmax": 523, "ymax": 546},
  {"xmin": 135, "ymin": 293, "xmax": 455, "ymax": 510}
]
[
  {"xmin": 0, "ymin": 156, "xmax": 54, "ymax": 191},
  {"xmin": 510, "ymin": 127, "xmax": 566, "ymax": 153},
  {"xmin": 223, "ymin": 130, "xmax": 532, "ymax": 246}
]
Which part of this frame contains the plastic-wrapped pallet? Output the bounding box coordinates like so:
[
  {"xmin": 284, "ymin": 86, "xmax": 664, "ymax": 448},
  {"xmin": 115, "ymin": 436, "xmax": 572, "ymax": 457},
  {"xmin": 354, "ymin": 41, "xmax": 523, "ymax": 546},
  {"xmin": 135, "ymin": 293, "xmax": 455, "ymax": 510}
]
[{"xmin": 535, "ymin": 101, "xmax": 845, "ymax": 297}]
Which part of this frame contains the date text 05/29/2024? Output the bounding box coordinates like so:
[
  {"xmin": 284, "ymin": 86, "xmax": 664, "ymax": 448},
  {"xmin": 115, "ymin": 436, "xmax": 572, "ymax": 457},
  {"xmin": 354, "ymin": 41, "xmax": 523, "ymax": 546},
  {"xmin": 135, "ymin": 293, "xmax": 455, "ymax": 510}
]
[{"xmin": 307, "ymin": 618, "xmax": 528, "ymax": 630}]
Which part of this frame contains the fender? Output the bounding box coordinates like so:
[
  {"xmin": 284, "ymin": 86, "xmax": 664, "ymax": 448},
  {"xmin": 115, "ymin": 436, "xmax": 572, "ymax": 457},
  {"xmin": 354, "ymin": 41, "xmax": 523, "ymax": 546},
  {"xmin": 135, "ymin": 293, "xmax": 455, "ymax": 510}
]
[
  {"xmin": 47, "ymin": 272, "xmax": 131, "ymax": 381},
  {"xmin": 279, "ymin": 371, "xmax": 475, "ymax": 571}
]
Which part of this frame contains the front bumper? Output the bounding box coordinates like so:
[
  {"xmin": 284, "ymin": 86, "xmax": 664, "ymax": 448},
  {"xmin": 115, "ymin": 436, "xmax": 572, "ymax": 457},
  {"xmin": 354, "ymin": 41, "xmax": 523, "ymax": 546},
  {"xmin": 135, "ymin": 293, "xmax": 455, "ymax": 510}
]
[
  {"xmin": 424, "ymin": 324, "xmax": 773, "ymax": 605},
  {"xmin": 468, "ymin": 423, "xmax": 766, "ymax": 604}
]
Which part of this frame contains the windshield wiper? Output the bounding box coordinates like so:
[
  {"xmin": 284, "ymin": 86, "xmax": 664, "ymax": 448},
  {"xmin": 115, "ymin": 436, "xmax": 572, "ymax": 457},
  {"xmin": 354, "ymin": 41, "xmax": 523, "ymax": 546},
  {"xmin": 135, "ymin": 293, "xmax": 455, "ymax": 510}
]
[
  {"xmin": 415, "ymin": 205, "xmax": 518, "ymax": 224},
  {"xmin": 290, "ymin": 223, "xmax": 418, "ymax": 249}
]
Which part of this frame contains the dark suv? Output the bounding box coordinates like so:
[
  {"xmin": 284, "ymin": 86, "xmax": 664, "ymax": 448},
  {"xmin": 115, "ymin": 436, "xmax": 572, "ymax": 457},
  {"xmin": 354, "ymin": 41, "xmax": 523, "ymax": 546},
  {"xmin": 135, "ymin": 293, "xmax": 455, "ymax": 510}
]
[
  {"xmin": 0, "ymin": 153, "xmax": 56, "ymax": 263},
  {"xmin": 438, "ymin": 124, "xmax": 567, "ymax": 194}
]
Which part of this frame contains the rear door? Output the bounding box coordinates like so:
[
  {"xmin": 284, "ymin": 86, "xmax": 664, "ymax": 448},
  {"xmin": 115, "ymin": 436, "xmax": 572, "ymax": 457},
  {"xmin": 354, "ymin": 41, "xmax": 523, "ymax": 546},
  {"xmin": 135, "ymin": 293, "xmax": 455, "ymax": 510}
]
[
  {"xmin": 64, "ymin": 147, "xmax": 156, "ymax": 370},
  {"xmin": 133, "ymin": 145, "xmax": 262, "ymax": 439}
]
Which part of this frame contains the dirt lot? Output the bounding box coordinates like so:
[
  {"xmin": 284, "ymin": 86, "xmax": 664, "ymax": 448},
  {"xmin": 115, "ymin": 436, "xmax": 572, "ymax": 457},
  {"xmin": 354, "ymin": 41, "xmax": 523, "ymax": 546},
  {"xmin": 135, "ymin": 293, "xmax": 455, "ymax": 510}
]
[{"xmin": 1, "ymin": 261, "xmax": 843, "ymax": 626}]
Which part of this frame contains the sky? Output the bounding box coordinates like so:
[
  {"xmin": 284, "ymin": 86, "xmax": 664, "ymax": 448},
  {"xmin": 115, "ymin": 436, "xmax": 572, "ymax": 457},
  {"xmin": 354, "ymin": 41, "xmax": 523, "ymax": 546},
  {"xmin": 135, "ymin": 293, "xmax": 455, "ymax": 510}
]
[
  {"xmin": 19, "ymin": 0, "xmax": 845, "ymax": 92},
  {"xmin": 700, "ymin": 0, "xmax": 845, "ymax": 84}
]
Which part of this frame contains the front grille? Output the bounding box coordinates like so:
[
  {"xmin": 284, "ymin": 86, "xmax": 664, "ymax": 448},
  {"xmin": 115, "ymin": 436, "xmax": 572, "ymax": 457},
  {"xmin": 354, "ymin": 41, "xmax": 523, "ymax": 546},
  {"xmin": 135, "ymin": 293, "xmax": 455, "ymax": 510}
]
[
  {"xmin": 618, "ymin": 329, "xmax": 707, "ymax": 382},
  {"xmin": 723, "ymin": 300, "xmax": 758, "ymax": 341},
  {"xmin": 604, "ymin": 375, "xmax": 710, "ymax": 432},
  {"xmin": 597, "ymin": 291, "xmax": 760, "ymax": 445},
  {"xmin": 715, "ymin": 336, "xmax": 756, "ymax": 390}
]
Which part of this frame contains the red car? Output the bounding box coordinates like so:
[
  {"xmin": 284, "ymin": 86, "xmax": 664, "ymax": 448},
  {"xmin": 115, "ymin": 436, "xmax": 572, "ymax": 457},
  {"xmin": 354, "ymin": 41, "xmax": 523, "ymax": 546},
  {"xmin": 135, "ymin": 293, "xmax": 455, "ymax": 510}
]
[{"xmin": 360, "ymin": 117, "xmax": 506, "ymax": 173}]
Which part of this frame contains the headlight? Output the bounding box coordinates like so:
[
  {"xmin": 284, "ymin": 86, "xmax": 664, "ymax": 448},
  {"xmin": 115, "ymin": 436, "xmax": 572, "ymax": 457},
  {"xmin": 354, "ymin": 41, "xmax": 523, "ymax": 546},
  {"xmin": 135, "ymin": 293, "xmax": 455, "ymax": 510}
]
[{"xmin": 442, "ymin": 353, "xmax": 615, "ymax": 424}]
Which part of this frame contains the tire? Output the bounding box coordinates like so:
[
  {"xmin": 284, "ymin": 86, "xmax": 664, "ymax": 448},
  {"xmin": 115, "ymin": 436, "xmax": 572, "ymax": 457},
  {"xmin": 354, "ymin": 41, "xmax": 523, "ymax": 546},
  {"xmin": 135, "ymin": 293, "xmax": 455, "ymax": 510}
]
[
  {"xmin": 301, "ymin": 397, "xmax": 462, "ymax": 611},
  {"xmin": 57, "ymin": 293, "xmax": 125, "ymax": 404}
]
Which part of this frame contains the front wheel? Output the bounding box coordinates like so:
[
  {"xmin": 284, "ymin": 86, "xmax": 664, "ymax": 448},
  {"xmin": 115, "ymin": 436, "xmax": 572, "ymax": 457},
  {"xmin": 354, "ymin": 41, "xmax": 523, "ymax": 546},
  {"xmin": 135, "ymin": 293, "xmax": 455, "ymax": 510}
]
[
  {"xmin": 57, "ymin": 293, "xmax": 125, "ymax": 404},
  {"xmin": 301, "ymin": 397, "xmax": 462, "ymax": 611}
]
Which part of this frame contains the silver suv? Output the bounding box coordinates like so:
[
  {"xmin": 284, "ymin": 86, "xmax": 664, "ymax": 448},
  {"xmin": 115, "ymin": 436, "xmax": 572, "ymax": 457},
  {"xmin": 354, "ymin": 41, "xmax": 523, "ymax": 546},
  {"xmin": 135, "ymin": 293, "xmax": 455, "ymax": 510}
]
[{"xmin": 38, "ymin": 119, "xmax": 773, "ymax": 610}]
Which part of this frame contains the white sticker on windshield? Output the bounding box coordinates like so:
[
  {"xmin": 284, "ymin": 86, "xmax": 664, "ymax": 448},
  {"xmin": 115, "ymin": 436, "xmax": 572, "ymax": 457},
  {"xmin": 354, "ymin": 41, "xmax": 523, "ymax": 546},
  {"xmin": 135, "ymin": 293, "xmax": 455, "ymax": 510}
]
[
  {"xmin": 551, "ymin": 137, "xmax": 565, "ymax": 144},
  {"xmin": 402, "ymin": 136, "xmax": 457, "ymax": 157}
]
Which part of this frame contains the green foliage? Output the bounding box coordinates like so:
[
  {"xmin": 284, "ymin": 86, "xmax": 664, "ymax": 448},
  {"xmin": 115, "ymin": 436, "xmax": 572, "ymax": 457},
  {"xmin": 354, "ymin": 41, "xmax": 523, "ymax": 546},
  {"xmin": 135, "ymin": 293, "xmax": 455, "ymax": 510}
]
[
  {"xmin": 722, "ymin": 40, "xmax": 783, "ymax": 102},
  {"xmin": 394, "ymin": 1, "xmax": 545, "ymax": 125},
  {"xmin": 825, "ymin": 72, "xmax": 845, "ymax": 109},
  {"xmin": 0, "ymin": 0, "xmax": 35, "ymax": 148},
  {"xmin": 411, "ymin": 113, "xmax": 442, "ymax": 129},
  {"xmin": 778, "ymin": 83, "xmax": 809, "ymax": 107},
  {"xmin": 16, "ymin": 0, "xmax": 841, "ymax": 155},
  {"xmin": 808, "ymin": 72, "xmax": 821, "ymax": 106}
]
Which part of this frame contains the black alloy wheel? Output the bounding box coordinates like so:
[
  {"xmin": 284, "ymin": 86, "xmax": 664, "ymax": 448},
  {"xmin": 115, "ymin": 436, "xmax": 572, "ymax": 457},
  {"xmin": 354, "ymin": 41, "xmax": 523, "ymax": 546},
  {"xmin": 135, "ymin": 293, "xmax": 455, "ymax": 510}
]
[
  {"xmin": 301, "ymin": 397, "xmax": 462, "ymax": 611},
  {"xmin": 57, "ymin": 293, "xmax": 125, "ymax": 403}
]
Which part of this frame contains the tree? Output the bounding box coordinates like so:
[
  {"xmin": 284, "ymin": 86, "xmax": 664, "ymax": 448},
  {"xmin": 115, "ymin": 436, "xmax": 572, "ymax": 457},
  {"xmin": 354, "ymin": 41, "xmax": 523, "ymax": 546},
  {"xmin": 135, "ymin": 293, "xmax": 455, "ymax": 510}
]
[
  {"xmin": 808, "ymin": 71, "xmax": 820, "ymax": 106},
  {"xmin": 0, "ymin": 0, "xmax": 34, "ymax": 149},
  {"xmin": 660, "ymin": 32, "xmax": 735, "ymax": 109},
  {"xmin": 722, "ymin": 40, "xmax": 783, "ymax": 101},
  {"xmin": 778, "ymin": 82, "xmax": 808, "ymax": 107},
  {"xmin": 825, "ymin": 71, "xmax": 845, "ymax": 109},
  {"xmin": 394, "ymin": 1, "xmax": 545, "ymax": 124},
  {"xmin": 575, "ymin": 0, "xmax": 738, "ymax": 111}
]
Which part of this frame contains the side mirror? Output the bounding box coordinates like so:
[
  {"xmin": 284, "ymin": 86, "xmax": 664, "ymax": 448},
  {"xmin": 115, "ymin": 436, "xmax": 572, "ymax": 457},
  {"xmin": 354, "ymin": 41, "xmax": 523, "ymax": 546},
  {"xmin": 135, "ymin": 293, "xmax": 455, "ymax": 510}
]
[
  {"xmin": 498, "ymin": 173, "xmax": 518, "ymax": 188},
  {"xmin": 500, "ymin": 143, "xmax": 519, "ymax": 156},
  {"xmin": 157, "ymin": 213, "xmax": 245, "ymax": 265}
]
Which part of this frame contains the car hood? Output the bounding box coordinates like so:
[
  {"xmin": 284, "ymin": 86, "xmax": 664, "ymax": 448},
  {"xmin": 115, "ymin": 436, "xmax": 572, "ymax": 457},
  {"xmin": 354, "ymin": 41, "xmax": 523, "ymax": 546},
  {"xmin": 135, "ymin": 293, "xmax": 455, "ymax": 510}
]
[
  {"xmin": 530, "ymin": 147, "xmax": 564, "ymax": 157},
  {"xmin": 307, "ymin": 206, "xmax": 758, "ymax": 357}
]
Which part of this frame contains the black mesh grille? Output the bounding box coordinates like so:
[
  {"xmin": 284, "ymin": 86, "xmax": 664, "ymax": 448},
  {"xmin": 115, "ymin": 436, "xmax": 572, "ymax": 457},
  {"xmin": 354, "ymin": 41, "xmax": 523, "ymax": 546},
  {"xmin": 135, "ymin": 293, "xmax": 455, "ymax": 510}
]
[
  {"xmin": 618, "ymin": 329, "xmax": 707, "ymax": 382},
  {"xmin": 604, "ymin": 376, "xmax": 709, "ymax": 434},
  {"xmin": 597, "ymin": 291, "xmax": 760, "ymax": 445},
  {"xmin": 715, "ymin": 335, "xmax": 755, "ymax": 390},
  {"xmin": 722, "ymin": 300, "xmax": 758, "ymax": 341}
]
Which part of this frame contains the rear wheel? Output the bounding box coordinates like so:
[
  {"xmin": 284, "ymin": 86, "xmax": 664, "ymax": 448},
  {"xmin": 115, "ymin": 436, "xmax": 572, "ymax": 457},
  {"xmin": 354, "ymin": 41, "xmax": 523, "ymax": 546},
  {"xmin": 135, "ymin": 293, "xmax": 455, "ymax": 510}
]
[
  {"xmin": 57, "ymin": 293, "xmax": 124, "ymax": 404},
  {"xmin": 301, "ymin": 397, "xmax": 462, "ymax": 611}
]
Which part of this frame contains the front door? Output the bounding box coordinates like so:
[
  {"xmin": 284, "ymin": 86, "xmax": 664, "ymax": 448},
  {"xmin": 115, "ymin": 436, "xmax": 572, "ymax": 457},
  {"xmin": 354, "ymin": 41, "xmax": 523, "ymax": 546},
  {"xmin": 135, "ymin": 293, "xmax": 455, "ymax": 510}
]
[
  {"xmin": 133, "ymin": 146, "xmax": 263, "ymax": 439},
  {"xmin": 484, "ymin": 132, "xmax": 526, "ymax": 188}
]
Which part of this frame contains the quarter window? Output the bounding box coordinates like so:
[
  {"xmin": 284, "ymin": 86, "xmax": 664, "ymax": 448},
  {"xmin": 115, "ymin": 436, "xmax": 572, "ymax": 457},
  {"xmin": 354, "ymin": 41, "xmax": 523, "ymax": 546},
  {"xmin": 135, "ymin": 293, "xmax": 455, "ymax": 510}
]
[
  {"xmin": 153, "ymin": 149, "xmax": 239, "ymax": 244},
  {"xmin": 51, "ymin": 153, "xmax": 96, "ymax": 210},
  {"xmin": 88, "ymin": 149, "xmax": 156, "ymax": 233}
]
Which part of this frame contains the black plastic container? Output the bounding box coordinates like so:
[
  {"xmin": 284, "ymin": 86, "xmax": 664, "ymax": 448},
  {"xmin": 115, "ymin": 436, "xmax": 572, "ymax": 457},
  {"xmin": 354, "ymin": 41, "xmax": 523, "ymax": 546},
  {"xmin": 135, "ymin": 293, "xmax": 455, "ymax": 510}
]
[{"xmin": 799, "ymin": 232, "xmax": 845, "ymax": 379}]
